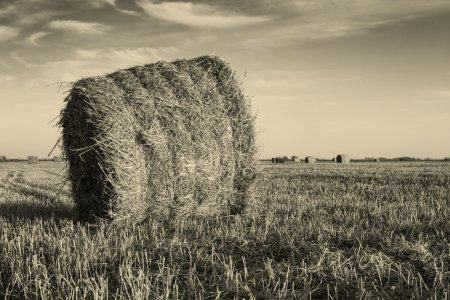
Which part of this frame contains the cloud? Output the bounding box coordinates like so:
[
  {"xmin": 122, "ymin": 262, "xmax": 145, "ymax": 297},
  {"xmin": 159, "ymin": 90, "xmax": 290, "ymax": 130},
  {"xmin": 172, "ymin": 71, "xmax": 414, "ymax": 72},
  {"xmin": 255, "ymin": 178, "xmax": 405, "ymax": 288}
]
[
  {"xmin": 12, "ymin": 46, "xmax": 180, "ymax": 85},
  {"xmin": 0, "ymin": 61, "xmax": 11, "ymax": 70},
  {"xmin": 10, "ymin": 51, "xmax": 33, "ymax": 68},
  {"xmin": 247, "ymin": 70, "xmax": 313, "ymax": 90},
  {"xmin": 0, "ymin": 1, "xmax": 63, "ymax": 26},
  {"xmin": 238, "ymin": 0, "xmax": 450, "ymax": 48},
  {"xmin": 75, "ymin": 49, "xmax": 102, "ymax": 59},
  {"xmin": 0, "ymin": 26, "xmax": 19, "ymax": 42},
  {"xmin": 245, "ymin": 69, "xmax": 339, "ymax": 99},
  {"xmin": 19, "ymin": 10, "xmax": 64, "ymax": 26},
  {"xmin": 74, "ymin": 46, "xmax": 180, "ymax": 67},
  {"xmin": 88, "ymin": 0, "xmax": 139, "ymax": 15},
  {"xmin": 48, "ymin": 20, "xmax": 111, "ymax": 35},
  {"xmin": 0, "ymin": 3, "xmax": 16, "ymax": 17},
  {"xmin": 136, "ymin": 1, "xmax": 269, "ymax": 28},
  {"xmin": 88, "ymin": 0, "xmax": 116, "ymax": 7},
  {"xmin": 0, "ymin": 74, "xmax": 15, "ymax": 84},
  {"xmin": 27, "ymin": 31, "xmax": 51, "ymax": 46},
  {"xmin": 420, "ymin": 90, "xmax": 450, "ymax": 98}
]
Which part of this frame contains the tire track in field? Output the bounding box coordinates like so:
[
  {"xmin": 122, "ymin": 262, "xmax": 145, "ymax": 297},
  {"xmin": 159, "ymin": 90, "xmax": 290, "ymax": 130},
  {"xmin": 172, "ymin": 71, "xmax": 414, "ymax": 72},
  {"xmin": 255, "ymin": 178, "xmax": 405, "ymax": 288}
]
[
  {"xmin": 7, "ymin": 180, "xmax": 71, "ymax": 204},
  {"xmin": 13, "ymin": 177, "xmax": 70, "ymax": 197}
]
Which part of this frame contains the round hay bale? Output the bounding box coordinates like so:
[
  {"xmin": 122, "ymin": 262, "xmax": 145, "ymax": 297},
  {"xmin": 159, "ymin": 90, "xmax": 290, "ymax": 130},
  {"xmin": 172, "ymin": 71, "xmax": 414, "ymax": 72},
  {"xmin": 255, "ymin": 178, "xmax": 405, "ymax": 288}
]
[
  {"xmin": 305, "ymin": 156, "xmax": 316, "ymax": 163},
  {"xmin": 274, "ymin": 157, "xmax": 286, "ymax": 163},
  {"xmin": 28, "ymin": 156, "xmax": 38, "ymax": 164},
  {"xmin": 336, "ymin": 154, "xmax": 350, "ymax": 164},
  {"xmin": 60, "ymin": 55, "xmax": 258, "ymax": 222}
]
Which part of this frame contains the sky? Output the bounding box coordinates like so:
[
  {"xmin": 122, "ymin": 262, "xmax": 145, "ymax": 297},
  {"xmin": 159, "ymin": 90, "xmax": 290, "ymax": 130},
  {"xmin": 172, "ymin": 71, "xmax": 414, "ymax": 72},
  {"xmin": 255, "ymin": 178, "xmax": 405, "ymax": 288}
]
[{"xmin": 1, "ymin": 0, "xmax": 450, "ymax": 159}]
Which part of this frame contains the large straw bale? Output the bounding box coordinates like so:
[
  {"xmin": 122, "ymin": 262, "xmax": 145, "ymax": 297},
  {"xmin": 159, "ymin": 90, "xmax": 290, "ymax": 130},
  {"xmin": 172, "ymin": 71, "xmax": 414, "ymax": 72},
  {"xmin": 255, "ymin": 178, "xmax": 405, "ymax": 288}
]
[
  {"xmin": 305, "ymin": 156, "xmax": 316, "ymax": 163},
  {"xmin": 28, "ymin": 156, "xmax": 38, "ymax": 164},
  {"xmin": 336, "ymin": 154, "xmax": 350, "ymax": 164},
  {"xmin": 273, "ymin": 157, "xmax": 286, "ymax": 163},
  {"xmin": 60, "ymin": 56, "xmax": 257, "ymax": 222}
]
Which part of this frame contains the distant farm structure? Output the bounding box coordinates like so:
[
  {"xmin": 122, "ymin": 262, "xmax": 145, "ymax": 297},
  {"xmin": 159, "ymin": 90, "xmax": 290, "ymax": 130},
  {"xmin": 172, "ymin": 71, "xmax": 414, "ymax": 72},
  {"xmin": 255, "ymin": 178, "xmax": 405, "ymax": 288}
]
[{"xmin": 291, "ymin": 156, "xmax": 300, "ymax": 162}]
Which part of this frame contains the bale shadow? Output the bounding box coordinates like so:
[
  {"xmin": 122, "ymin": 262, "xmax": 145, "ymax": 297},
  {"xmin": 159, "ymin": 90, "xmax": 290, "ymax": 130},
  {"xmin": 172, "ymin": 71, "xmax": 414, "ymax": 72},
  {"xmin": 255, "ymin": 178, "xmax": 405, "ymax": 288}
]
[
  {"xmin": 0, "ymin": 181, "xmax": 76, "ymax": 221},
  {"xmin": 0, "ymin": 201, "xmax": 76, "ymax": 221}
]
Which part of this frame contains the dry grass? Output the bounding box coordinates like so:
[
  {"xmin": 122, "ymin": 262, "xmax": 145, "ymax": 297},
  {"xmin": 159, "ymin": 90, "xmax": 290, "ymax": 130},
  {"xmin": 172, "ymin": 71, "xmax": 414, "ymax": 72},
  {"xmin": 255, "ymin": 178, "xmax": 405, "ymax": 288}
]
[
  {"xmin": 0, "ymin": 161, "xmax": 449, "ymax": 299},
  {"xmin": 60, "ymin": 56, "xmax": 257, "ymax": 223}
]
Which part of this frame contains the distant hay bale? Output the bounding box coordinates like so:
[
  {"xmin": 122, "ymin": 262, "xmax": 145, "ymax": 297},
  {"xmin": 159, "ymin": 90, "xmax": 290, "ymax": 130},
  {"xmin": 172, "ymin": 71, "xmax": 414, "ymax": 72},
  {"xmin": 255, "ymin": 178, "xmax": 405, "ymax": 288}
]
[
  {"xmin": 305, "ymin": 156, "xmax": 316, "ymax": 163},
  {"xmin": 28, "ymin": 156, "xmax": 38, "ymax": 164},
  {"xmin": 336, "ymin": 154, "xmax": 350, "ymax": 164},
  {"xmin": 54, "ymin": 156, "xmax": 62, "ymax": 162},
  {"xmin": 273, "ymin": 157, "xmax": 286, "ymax": 163},
  {"xmin": 291, "ymin": 156, "xmax": 299, "ymax": 162},
  {"xmin": 60, "ymin": 55, "xmax": 258, "ymax": 223}
]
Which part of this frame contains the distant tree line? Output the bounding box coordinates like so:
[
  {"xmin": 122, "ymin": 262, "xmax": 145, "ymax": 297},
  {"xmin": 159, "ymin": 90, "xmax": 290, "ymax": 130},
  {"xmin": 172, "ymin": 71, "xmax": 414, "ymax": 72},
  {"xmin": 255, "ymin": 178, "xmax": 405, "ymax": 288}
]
[{"xmin": 261, "ymin": 156, "xmax": 450, "ymax": 162}]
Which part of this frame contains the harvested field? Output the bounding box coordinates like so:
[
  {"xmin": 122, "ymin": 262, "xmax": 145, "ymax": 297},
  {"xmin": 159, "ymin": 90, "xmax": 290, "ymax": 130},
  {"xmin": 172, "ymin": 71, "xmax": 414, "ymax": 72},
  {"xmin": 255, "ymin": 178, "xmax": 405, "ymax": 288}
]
[{"xmin": 0, "ymin": 161, "xmax": 449, "ymax": 299}]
